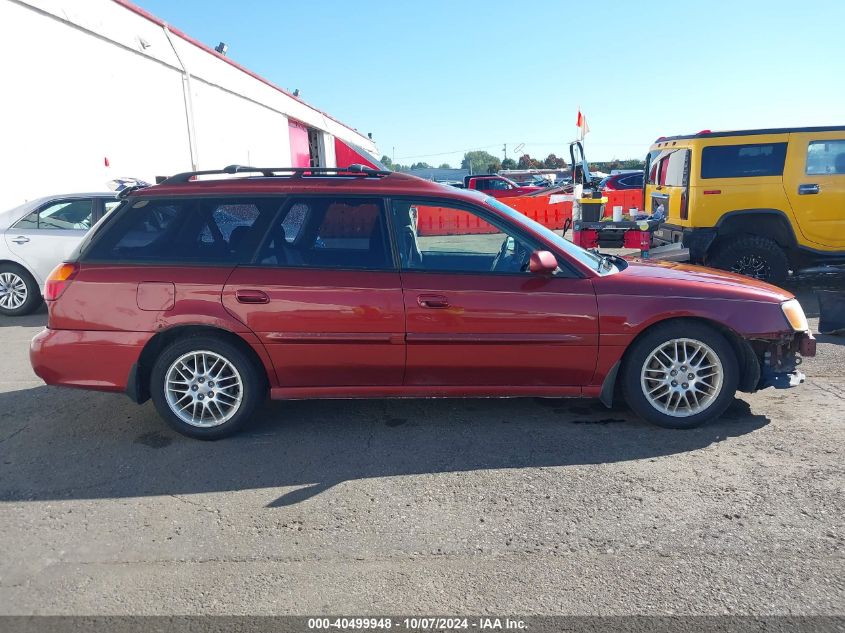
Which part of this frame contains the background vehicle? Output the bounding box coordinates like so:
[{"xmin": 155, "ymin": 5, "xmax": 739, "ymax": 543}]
[
  {"xmin": 30, "ymin": 165, "xmax": 814, "ymax": 440},
  {"xmin": 0, "ymin": 192, "xmax": 119, "ymax": 315},
  {"xmin": 647, "ymin": 126, "xmax": 845, "ymax": 283},
  {"xmin": 600, "ymin": 171, "xmax": 644, "ymax": 192},
  {"xmin": 463, "ymin": 174, "xmax": 543, "ymax": 197}
]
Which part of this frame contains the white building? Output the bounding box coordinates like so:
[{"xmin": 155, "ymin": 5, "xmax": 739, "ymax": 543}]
[{"xmin": 0, "ymin": 0, "xmax": 381, "ymax": 210}]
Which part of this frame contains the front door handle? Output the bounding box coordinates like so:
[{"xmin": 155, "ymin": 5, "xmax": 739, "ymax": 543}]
[
  {"xmin": 798, "ymin": 183, "xmax": 820, "ymax": 195},
  {"xmin": 236, "ymin": 289, "xmax": 270, "ymax": 304},
  {"xmin": 11, "ymin": 236, "xmax": 30, "ymax": 244},
  {"xmin": 417, "ymin": 294, "xmax": 449, "ymax": 309}
]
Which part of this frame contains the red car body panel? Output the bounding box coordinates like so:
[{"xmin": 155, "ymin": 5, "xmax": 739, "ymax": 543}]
[
  {"xmin": 400, "ymin": 272, "xmax": 598, "ymax": 386},
  {"xmin": 222, "ymin": 267, "xmax": 405, "ymax": 387},
  {"xmin": 29, "ymin": 171, "xmax": 811, "ymax": 405}
]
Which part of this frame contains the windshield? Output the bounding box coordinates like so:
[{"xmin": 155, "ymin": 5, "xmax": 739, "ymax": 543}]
[{"xmin": 483, "ymin": 196, "xmax": 620, "ymax": 275}]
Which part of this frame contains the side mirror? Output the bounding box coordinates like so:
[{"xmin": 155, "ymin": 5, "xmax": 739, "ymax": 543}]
[{"xmin": 529, "ymin": 250, "xmax": 558, "ymax": 275}]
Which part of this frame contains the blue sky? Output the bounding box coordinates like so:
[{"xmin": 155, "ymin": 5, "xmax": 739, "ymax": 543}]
[{"xmin": 141, "ymin": 0, "xmax": 844, "ymax": 165}]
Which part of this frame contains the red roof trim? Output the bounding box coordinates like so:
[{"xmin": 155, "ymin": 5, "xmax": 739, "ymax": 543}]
[{"xmin": 111, "ymin": 0, "xmax": 368, "ymax": 141}]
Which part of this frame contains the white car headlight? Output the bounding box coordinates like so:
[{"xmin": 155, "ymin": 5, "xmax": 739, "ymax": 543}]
[{"xmin": 781, "ymin": 299, "xmax": 809, "ymax": 332}]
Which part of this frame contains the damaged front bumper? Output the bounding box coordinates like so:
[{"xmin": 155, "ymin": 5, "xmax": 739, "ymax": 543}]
[{"xmin": 756, "ymin": 331, "xmax": 816, "ymax": 390}]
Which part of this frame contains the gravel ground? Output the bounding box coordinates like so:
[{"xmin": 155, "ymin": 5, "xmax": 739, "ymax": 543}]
[{"xmin": 0, "ymin": 279, "xmax": 842, "ymax": 616}]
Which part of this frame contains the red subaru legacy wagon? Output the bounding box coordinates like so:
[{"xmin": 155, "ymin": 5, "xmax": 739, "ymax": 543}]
[{"xmin": 30, "ymin": 165, "xmax": 815, "ymax": 439}]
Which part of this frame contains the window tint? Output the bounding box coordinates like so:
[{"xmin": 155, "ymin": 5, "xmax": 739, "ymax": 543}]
[
  {"xmin": 806, "ymin": 140, "xmax": 845, "ymax": 175},
  {"xmin": 391, "ymin": 200, "xmax": 539, "ymax": 274},
  {"xmin": 258, "ymin": 198, "xmax": 392, "ymax": 270},
  {"xmin": 16, "ymin": 199, "xmax": 93, "ymax": 230},
  {"xmin": 85, "ymin": 197, "xmax": 273, "ymax": 264},
  {"xmin": 701, "ymin": 143, "xmax": 787, "ymax": 179}
]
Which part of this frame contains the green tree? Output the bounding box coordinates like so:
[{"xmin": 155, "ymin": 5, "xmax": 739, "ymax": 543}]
[
  {"xmin": 438, "ymin": 163, "xmax": 452, "ymax": 169},
  {"xmin": 543, "ymin": 153, "xmax": 567, "ymax": 169},
  {"xmin": 501, "ymin": 158, "xmax": 517, "ymax": 170},
  {"xmin": 410, "ymin": 161, "xmax": 432, "ymax": 170},
  {"xmin": 380, "ymin": 155, "xmax": 394, "ymax": 169},
  {"xmin": 517, "ymin": 154, "xmax": 542, "ymax": 169},
  {"xmin": 461, "ymin": 150, "xmax": 501, "ymax": 174}
]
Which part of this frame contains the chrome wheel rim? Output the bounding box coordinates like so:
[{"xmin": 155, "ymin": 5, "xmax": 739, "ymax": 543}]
[
  {"xmin": 731, "ymin": 255, "xmax": 769, "ymax": 280},
  {"xmin": 640, "ymin": 338, "xmax": 724, "ymax": 418},
  {"xmin": 0, "ymin": 272, "xmax": 27, "ymax": 310},
  {"xmin": 165, "ymin": 351, "xmax": 243, "ymax": 428}
]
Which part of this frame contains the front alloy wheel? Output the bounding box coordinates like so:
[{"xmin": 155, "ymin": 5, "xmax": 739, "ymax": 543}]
[
  {"xmin": 640, "ymin": 338, "xmax": 724, "ymax": 417},
  {"xmin": 622, "ymin": 321, "xmax": 738, "ymax": 429},
  {"xmin": 0, "ymin": 271, "xmax": 27, "ymax": 311}
]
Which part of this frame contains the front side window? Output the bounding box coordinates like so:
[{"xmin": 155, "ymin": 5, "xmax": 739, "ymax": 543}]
[
  {"xmin": 258, "ymin": 197, "xmax": 392, "ymax": 270},
  {"xmin": 15, "ymin": 199, "xmax": 93, "ymax": 230},
  {"xmin": 806, "ymin": 140, "xmax": 845, "ymax": 175},
  {"xmin": 701, "ymin": 142, "xmax": 787, "ymax": 178},
  {"xmin": 391, "ymin": 199, "xmax": 539, "ymax": 274},
  {"xmin": 85, "ymin": 197, "xmax": 273, "ymax": 264}
]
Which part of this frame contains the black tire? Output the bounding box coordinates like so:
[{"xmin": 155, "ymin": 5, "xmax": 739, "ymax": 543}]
[
  {"xmin": 621, "ymin": 321, "xmax": 739, "ymax": 429},
  {"xmin": 149, "ymin": 335, "xmax": 266, "ymax": 440},
  {"xmin": 0, "ymin": 263, "xmax": 42, "ymax": 316},
  {"xmin": 709, "ymin": 235, "xmax": 789, "ymax": 284}
]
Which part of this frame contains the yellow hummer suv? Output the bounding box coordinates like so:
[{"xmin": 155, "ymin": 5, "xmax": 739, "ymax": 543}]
[{"xmin": 647, "ymin": 126, "xmax": 845, "ymax": 283}]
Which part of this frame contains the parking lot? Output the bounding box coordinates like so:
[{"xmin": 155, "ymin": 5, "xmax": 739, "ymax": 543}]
[{"xmin": 0, "ymin": 280, "xmax": 843, "ymax": 615}]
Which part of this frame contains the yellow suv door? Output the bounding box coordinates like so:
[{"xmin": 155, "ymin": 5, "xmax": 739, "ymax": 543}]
[{"xmin": 784, "ymin": 132, "xmax": 845, "ymax": 249}]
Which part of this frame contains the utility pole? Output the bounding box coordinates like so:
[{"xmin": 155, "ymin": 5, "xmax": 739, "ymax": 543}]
[
  {"xmin": 392, "ymin": 146, "xmax": 395, "ymax": 165},
  {"xmin": 503, "ymin": 143, "xmax": 507, "ymax": 162}
]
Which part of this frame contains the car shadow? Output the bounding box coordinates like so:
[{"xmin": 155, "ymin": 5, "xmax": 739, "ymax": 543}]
[
  {"xmin": 0, "ymin": 303, "xmax": 47, "ymax": 328},
  {"xmin": 0, "ymin": 385, "xmax": 769, "ymax": 507}
]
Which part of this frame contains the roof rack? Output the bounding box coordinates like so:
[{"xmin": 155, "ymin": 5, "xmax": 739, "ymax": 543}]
[{"xmin": 160, "ymin": 163, "xmax": 392, "ymax": 185}]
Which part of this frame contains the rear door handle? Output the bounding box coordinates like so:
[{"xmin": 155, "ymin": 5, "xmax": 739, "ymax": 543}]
[
  {"xmin": 11, "ymin": 236, "xmax": 30, "ymax": 244},
  {"xmin": 798, "ymin": 183, "xmax": 820, "ymax": 195},
  {"xmin": 417, "ymin": 294, "xmax": 449, "ymax": 309},
  {"xmin": 236, "ymin": 289, "xmax": 270, "ymax": 304}
]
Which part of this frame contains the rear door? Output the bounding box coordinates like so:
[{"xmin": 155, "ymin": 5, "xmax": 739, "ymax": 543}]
[
  {"xmin": 4, "ymin": 197, "xmax": 94, "ymax": 285},
  {"xmin": 784, "ymin": 132, "xmax": 845, "ymax": 248},
  {"xmin": 392, "ymin": 197, "xmax": 598, "ymax": 387},
  {"xmin": 222, "ymin": 196, "xmax": 405, "ymax": 388}
]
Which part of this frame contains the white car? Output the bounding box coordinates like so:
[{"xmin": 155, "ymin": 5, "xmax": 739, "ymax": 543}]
[{"xmin": 0, "ymin": 193, "xmax": 120, "ymax": 316}]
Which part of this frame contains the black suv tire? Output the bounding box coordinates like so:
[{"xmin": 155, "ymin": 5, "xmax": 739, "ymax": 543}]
[{"xmin": 709, "ymin": 235, "xmax": 789, "ymax": 284}]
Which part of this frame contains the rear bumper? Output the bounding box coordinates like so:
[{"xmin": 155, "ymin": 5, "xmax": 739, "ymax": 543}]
[
  {"xmin": 30, "ymin": 328, "xmax": 151, "ymax": 392},
  {"xmin": 653, "ymin": 225, "xmax": 717, "ymax": 262}
]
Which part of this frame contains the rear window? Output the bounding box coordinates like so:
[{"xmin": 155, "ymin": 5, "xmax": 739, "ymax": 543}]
[
  {"xmin": 701, "ymin": 142, "xmax": 787, "ymax": 179},
  {"xmin": 646, "ymin": 149, "xmax": 689, "ymax": 187},
  {"xmin": 84, "ymin": 197, "xmax": 276, "ymax": 264}
]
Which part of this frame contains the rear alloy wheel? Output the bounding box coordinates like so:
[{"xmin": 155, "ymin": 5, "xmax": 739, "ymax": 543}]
[
  {"xmin": 709, "ymin": 235, "xmax": 789, "ymax": 284},
  {"xmin": 0, "ymin": 264, "xmax": 42, "ymax": 316},
  {"xmin": 622, "ymin": 322, "xmax": 738, "ymax": 429},
  {"xmin": 150, "ymin": 336, "xmax": 265, "ymax": 439}
]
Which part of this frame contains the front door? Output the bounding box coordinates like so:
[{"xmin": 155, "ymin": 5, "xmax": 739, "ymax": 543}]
[
  {"xmin": 391, "ymin": 198, "xmax": 599, "ymax": 387},
  {"xmin": 784, "ymin": 132, "xmax": 845, "ymax": 249},
  {"xmin": 4, "ymin": 197, "xmax": 95, "ymax": 284},
  {"xmin": 223, "ymin": 196, "xmax": 405, "ymax": 388}
]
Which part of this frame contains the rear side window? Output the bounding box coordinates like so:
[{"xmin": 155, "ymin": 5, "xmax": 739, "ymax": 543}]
[
  {"xmin": 806, "ymin": 140, "xmax": 845, "ymax": 175},
  {"xmin": 701, "ymin": 143, "xmax": 787, "ymax": 179},
  {"xmin": 258, "ymin": 197, "xmax": 392, "ymax": 270},
  {"xmin": 646, "ymin": 149, "xmax": 689, "ymax": 187},
  {"xmin": 85, "ymin": 197, "xmax": 276, "ymax": 264}
]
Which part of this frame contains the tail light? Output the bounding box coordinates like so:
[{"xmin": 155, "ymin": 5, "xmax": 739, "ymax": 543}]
[
  {"xmin": 44, "ymin": 262, "xmax": 79, "ymax": 301},
  {"xmin": 680, "ymin": 190, "xmax": 689, "ymax": 220}
]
